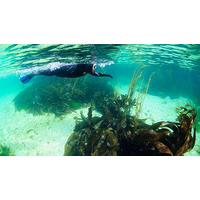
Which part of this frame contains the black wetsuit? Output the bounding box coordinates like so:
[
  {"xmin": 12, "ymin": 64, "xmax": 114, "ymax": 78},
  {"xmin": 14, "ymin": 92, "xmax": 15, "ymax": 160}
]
[
  {"xmin": 19, "ymin": 63, "xmax": 112, "ymax": 83},
  {"xmin": 39, "ymin": 63, "xmax": 94, "ymax": 78}
]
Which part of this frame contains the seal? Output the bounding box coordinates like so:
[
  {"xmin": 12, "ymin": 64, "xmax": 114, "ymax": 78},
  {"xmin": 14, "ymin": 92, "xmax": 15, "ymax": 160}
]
[{"xmin": 18, "ymin": 62, "xmax": 112, "ymax": 83}]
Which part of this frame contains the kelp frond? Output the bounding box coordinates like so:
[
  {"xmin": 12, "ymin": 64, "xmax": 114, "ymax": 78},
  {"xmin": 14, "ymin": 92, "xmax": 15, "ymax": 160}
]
[{"xmin": 135, "ymin": 72, "xmax": 155, "ymax": 120}]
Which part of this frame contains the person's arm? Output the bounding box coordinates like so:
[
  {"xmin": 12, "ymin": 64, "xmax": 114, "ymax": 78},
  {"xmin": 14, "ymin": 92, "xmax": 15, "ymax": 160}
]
[{"xmin": 92, "ymin": 71, "xmax": 113, "ymax": 78}]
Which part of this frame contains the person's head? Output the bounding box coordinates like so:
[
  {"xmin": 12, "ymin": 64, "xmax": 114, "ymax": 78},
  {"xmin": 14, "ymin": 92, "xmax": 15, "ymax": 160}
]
[{"xmin": 84, "ymin": 64, "xmax": 96, "ymax": 74}]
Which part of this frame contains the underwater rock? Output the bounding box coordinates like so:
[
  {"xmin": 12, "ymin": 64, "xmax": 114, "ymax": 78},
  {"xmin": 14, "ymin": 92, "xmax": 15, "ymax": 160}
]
[
  {"xmin": 64, "ymin": 97, "xmax": 197, "ymax": 156},
  {"xmin": 64, "ymin": 70, "xmax": 197, "ymax": 156},
  {"xmin": 14, "ymin": 76, "xmax": 114, "ymax": 117}
]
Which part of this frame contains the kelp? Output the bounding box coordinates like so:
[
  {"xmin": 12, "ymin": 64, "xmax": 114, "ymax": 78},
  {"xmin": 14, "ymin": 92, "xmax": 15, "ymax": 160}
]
[
  {"xmin": 64, "ymin": 71, "xmax": 197, "ymax": 156},
  {"xmin": 14, "ymin": 76, "xmax": 114, "ymax": 117},
  {"xmin": 0, "ymin": 144, "xmax": 15, "ymax": 156},
  {"xmin": 134, "ymin": 72, "xmax": 154, "ymax": 120},
  {"xmin": 64, "ymin": 101, "xmax": 196, "ymax": 156}
]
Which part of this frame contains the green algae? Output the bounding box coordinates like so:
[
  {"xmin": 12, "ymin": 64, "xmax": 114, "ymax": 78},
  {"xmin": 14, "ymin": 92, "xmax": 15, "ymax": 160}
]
[
  {"xmin": 0, "ymin": 144, "xmax": 15, "ymax": 156},
  {"xmin": 13, "ymin": 76, "xmax": 114, "ymax": 117}
]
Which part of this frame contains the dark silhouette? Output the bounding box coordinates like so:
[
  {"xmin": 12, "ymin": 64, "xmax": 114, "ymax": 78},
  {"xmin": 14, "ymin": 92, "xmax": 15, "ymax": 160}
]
[{"xmin": 19, "ymin": 62, "xmax": 112, "ymax": 83}]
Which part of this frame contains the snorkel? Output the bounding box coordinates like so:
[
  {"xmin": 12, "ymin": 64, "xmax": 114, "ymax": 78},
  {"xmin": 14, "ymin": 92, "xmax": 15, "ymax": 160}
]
[{"xmin": 91, "ymin": 64, "xmax": 96, "ymax": 74}]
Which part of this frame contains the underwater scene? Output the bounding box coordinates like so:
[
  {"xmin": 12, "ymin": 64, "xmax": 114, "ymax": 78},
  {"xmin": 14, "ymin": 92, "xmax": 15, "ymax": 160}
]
[{"xmin": 0, "ymin": 44, "xmax": 200, "ymax": 156}]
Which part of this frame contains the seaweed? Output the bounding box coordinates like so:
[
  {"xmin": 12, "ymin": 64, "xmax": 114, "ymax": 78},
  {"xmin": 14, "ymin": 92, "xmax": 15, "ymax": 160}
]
[
  {"xmin": 64, "ymin": 71, "xmax": 197, "ymax": 156},
  {"xmin": 134, "ymin": 72, "xmax": 154, "ymax": 120},
  {"xmin": 174, "ymin": 104, "xmax": 197, "ymax": 155},
  {"xmin": 65, "ymin": 101, "xmax": 197, "ymax": 156},
  {"xmin": 14, "ymin": 76, "xmax": 114, "ymax": 117},
  {"xmin": 0, "ymin": 144, "xmax": 15, "ymax": 156}
]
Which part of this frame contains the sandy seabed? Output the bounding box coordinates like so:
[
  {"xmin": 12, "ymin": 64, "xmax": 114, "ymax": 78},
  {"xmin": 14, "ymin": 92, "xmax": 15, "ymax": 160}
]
[
  {"xmin": 0, "ymin": 94, "xmax": 87, "ymax": 156},
  {"xmin": 0, "ymin": 89, "xmax": 199, "ymax": 156}
]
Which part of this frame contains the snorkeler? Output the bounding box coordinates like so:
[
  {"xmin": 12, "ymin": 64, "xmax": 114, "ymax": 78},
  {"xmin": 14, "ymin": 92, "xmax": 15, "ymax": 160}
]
[{"xmin": 18, "ymin": 62, "xmax": 113, "ymax": 83}]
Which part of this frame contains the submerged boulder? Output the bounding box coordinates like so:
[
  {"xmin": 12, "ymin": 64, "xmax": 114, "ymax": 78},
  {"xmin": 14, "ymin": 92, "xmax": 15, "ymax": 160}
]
[
  {"xmin": 14, "ymin": 76, "xmax": 114, "ymax": 117},
  {"xmin": 64, "ymin": 94, "xmax": 197, "ymax": 156}
]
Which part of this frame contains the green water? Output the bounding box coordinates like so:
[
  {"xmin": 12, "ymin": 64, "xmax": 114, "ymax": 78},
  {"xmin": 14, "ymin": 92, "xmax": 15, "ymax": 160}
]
[{"xmin": 0, "ymin": 44, "xmax": 200, "ymax": 156}]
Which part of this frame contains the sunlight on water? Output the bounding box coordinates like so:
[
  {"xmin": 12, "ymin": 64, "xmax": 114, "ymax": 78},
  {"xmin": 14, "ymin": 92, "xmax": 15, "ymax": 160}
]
[{"xmin": 0, "ymin": 44, "xmax": 199, "ymax": 76}]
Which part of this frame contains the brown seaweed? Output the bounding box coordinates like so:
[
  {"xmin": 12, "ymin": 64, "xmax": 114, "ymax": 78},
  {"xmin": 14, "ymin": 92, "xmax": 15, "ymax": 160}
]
[
  {"xmin": 64, "ymin": 101, "xmax": 196, "ymax": 156},
  {"xmin": 64, "ymin": 71, "xmax": 197, "ymax": 156}
]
